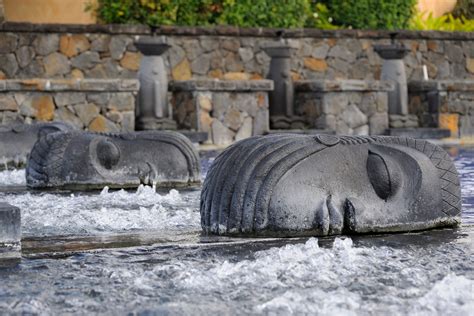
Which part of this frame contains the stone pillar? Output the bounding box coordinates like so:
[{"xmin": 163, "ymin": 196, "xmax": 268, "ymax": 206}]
[
  {"xmin": 135, "ymin": 36, "xmax": 177, "ymax": 130},
  {"xmin": 263, "ymin": 43, "xmax": 304, "ymax": 129},
  {"xmin": 0, "ymin": 203, "xmax": 21, "ymax": 263},
  {"xmin": 374, "ymin": 43, "xmax": 410, "ymax": 115}
]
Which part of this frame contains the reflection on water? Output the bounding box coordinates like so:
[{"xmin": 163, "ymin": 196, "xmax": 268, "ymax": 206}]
[{"xmin": 0, "ymin": 146, "xmax": 473, "ymax": 315}]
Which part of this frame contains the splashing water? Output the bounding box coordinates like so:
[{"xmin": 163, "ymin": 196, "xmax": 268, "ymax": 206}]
[
  {"xmin": 0, "ymin": 185, "xmax": 200, "ymax": 236},
  {"xmin": 0, "ymin": 237, "xmax": 472, "ymax": 315},
  {"xmin": 0, "ymin": 147, "xmax": 472, "ymax": 315}
]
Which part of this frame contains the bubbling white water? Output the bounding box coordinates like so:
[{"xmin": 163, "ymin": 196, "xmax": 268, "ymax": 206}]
[
  {"xmin": 0, "ymin": 185, "xmax": 201, "ymax": 236},
  {"xmin": 0, "ymin": 169, "xmax": 26, "ymax": 186}
]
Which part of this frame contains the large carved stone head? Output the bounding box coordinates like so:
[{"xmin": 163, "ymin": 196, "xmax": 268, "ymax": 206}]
[
  {"xmin": 201, "ymin": 134, "xmax": 461, "ymax": 237},
  {"xmin": 26, "ymin": 131, "xmax": 200, "ymax": 190}
]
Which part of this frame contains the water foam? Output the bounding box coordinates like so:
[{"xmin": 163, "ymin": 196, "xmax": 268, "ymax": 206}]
[
  {"xmin": 0, "ymin": 185, "xmax": 200, "ymax": 236},
  {"xmin": 0, "ymin": 169, "xmax": 26, "ymax": 186}
]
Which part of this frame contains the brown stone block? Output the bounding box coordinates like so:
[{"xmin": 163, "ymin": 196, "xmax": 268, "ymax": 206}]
[
  {"xmin": 0, "ymin": 95, "xmax": 18, "ymax": 111},
  {"xmin": 208, "ymin": 69, "xmax": 223, "ymax": 79},
  {"xmin": 304, "ymin": 58, "xmax": 328, "ymax": 72},
  {"xmin": 120, "ymin": 52, "xmax": 141, "ymax": 71},
  {"xmin": 467, "ymin": 58, "xmax": 474, "ymax": 74},
  {"xmin": 439, "ymin": 113, "xmax": 459, "ymax": 137},
  {"xmin": 32, "ymin": 95, "xmax": 55, "ymax": 121},
  {"xmin": 60, "ymin": 34, "xmax": 90, "ymax": 58},
  {"xmin": 89, "ymin": 114, "xmax": 118, "ymax": 132},
  {"xmin": 223, "ymin": 72, "xmax": 250, "ymax": 80},
  {"xmin": 172, "ymin": 58, "xmax": 192, "ymax": 80}
]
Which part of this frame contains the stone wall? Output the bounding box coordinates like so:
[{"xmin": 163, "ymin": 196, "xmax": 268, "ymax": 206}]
[
  {"xmin": 294, "ymin": 80, "xmax": 393, "ymax": 135},
  {"xmin": 409, "ymin": 80, "xmax": 474, "ymax": 137},
  {"xmin": 170, "ymin": 80, "xmax": 272, "ymax": 145},
  {"xmin": 0, "ymin": 23, "xmax": 472, "ymax": 82},
  {"xmin": 0, "ymin": 79, "xmax": 137, "ymax": 131}
]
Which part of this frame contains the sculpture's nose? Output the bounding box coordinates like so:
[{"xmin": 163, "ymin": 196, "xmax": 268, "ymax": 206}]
[{"xmin": 314, "ymin": 195, "xmax": 344, "ymax": 236}]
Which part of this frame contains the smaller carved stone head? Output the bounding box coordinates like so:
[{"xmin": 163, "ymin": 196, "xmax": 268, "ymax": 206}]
[{"xmin": 26, "ymin": 131, "xmax": 200, "ymax": 190}]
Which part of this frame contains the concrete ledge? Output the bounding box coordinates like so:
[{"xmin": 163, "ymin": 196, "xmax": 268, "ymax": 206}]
[
  {"xmin": 169, "ymin": 80, "xmax": 274, "ymax": 92},
  {"xmin": 1, "ymin": 22, "xmax": 473, "ymax": 40},
  {"xmin": 409, "ymin": 80, "xmax": 474, "ymax": 92},
  {"xmin": 295, "ymin": 80, "xmax": 394, "ymax": 92},
  {"xmin": 0, "ymin": 79, "xmax": 140, "ymax": 92}
]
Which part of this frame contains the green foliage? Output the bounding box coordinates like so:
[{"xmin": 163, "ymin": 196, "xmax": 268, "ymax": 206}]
[
  {"xmin": 452, "ymin": 0, "xmax": 474, "ymax": 20},
  {"xmin": 322, "ymin": 0, "xmax": 417, "ymax": 30},
  {"xmin": 92, "ymin": 0, "xmax": 319, "ymax": 28},
  {"xmin": 216, "ymin": 0, "xmax": 311, "ymax": 28},
  {"xmin": 409, "ymin": 11, "xmax": 474, "ymax": 32},
  {"xmin": 305, "ymin": 3, "xmax": 340, "ymax": 30},
  {"xmin": 93, "ymin": 0, "xmax": 219, "ymax": 26}
]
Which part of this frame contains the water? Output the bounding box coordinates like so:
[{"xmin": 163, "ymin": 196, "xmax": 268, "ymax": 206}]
[{"xmin": 0, "ymin": 147, "xmax": 473, "ymax": 315}]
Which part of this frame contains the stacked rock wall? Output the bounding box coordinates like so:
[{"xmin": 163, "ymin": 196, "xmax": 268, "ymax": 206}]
[
  {"xmin": 0, "ymin": 23, "xmax": 472, "ymax": 82},
  {"xmin": 170, "ymin": 80, "xmax": 272, "ymax": 145},
  {"xmin": 409, "ymin": 80, "xmax": 474, "ymax": 137},
  {"xmin": 0, "ymin": 79, "xmax": 137, "ymax": 131},
  {"xmin": 294, "ymin": 80, "xmax": 393, "ymax": 135}
]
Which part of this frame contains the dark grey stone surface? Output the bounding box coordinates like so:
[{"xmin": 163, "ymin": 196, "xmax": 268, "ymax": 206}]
[
  {"xmin": 0, "ymin": 122, "xmax": 73, "ymax": 170},
  {"xmin": 201, "ymin": 134, "xmax": 461, "ymax": 237},
  {"xmin": 26, "ymin": 131, "xmax": 201, "ymax": 190},
  {"xmin": 135, "ymin": 37, "xmax": 176, "ymax": 131},
  {"xmin": 0, "ymin": 202, "xmax": 21, "ymax": 261}
]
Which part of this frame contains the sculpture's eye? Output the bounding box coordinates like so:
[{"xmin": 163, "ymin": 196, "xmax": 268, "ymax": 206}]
[
  {"xmin": 96, "ymin": 139, "xmax": 120, "ymax": 169},
  {"xmin": 367, "ymin": 151, "xmax": 400, "ymax": 200}
]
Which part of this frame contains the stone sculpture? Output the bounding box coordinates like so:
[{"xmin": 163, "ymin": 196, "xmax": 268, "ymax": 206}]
[
  {"xmin": 0, "ymin": 122, "xmax": 73, "ymax": 170},
  {"xmin": 263, "ymin": 42, "xmax": 305, "ymax": 129},
  {"xmin": 374, "ymin": 34, "xmax": 411, "ymax": 120},
  {"xmin": 201, "ymin": 134, "xmax": 461, "ymax": 237},
  {"xmin": 26, "ymin": 131, "xmax": 200, "ymax": 189},
  {"xmin": 135, "ymin": 37, "xmax": 177, "ymax": 130}
]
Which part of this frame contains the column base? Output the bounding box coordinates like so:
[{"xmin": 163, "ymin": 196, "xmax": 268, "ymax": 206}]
[
  {"xmin": 270, "ymin": 115, "xmax": 306, "ymax": 129},
  {"xmin": 136, "ymin": 117, "xmax": 177, "ymax": 131}
]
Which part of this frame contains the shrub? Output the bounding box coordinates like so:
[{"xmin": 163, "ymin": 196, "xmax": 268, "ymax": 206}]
[
  {"xmin": 92, "ymin": 0, "xmax": 316, "ymax": 28},
  {"xmin": 409, "ymin": 11, "xmax": 474, "ymax": 32},
  {"xmin": 452, "ymin": 0, "xmax": 474, "ymax": 20},
  {"xmin": 321, "ymin": 0, "xmax": 417, "ymax": 30},
  {"xmin": 217, "ymin": 0, "xmax": 311, "ymax": 28},
  {"xmin": 93, "ymin": 0, "xmax": 219, "ymax": 26}
]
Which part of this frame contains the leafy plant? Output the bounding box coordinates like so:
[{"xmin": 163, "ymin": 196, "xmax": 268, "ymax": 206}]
[
  {"xmin": 305, "ymin": 3, "xmax": 340, "ymax": 30},
  {"xmin": 90, "ymin": 0, "xmax": 342, "ymax": 29},
  {"xmin": 92, "ymin": 0, "xmax": 219, "ymax": 26},
  {"xmin": 452, "ymin": 0, "xmax": 474, "ymax": 20},
  {"xmin": 322, "ymin": 0, "xmax": 417, "ymax": 30},
  {"xmin": 216, "ymin": 0, "xmax": 312, "ymax": 28},
  {"xmin": 409, "ymin": 11, "xmax": 474, "ymax": 32}
]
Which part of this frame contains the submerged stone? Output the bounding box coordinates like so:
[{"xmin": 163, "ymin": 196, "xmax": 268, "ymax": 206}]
[
  {"xmin": 26, "ymin": 131, "xmax": 201, "ymax": 190},
  {"xmin": 201, "ymin": 134, "xmax": 461, "ymax": 237},
  {"xmin": 0, "ymin": 202, "xmax": 21, "ymax": 262},
  {"xmin": 0, "ymin": 122, "xmax": 73, "ymax": 170}
]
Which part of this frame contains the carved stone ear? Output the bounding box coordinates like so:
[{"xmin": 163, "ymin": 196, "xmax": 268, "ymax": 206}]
[{"xmin": 96, "ymin": 139, "xmax": 120, "ymax": 169}]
